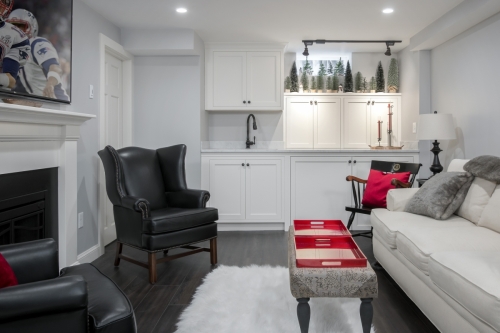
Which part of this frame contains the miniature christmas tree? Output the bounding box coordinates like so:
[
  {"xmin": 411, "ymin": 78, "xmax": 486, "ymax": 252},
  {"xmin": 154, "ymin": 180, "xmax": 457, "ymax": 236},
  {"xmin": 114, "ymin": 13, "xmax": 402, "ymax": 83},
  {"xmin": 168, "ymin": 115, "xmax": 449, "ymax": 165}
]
[
  {"xmin": 370, "ymin": 76, "xmax": 376, "ymax": 91},
  {"xmin": 290, "ymin": 61, "xmax": 299, "ymax": 92},
  {"xmin": 344, "ymin": 60, "xmax": 353, "ymax": 92},
  {"xmin": 376, "ymin": 61, "xmax": 385, "ymax": 93},
  {"xmin": 301, "ymin": 70, "xmax": 309, "ymax": 92},
  {"xmin": 327, "ymin": 76, "xmax": 332, "ymax": 90},
  {"xmin": 334, "ymin": 57, "xmax": 345, "ymax": 76},
  {"xmin": 355, "ymin": 71, "xmax": 363, "ymax": 92},
  {"xmin": 317, "ymin": 61, "xmax": 327, "ymax": 92},
  {"xmin": 311, "ymin": 76, "xmax": 317, "ymax": 92},
  {"xmin": 303, "ymin": 59, "xmax": 313, "ymax": 75},
  {"xmin": 387, "ymin": 58, "xmax": 399, "ymax": 92},
  {"xmin": 332, "ymin": 74, "xmax": 339, "ymax": 91},
  {"xmin": 362, "ymin": 77, "xmax": 368, "ymax": 93},
  {"xmin": 327, "ymin": 61, "xmax": 334, "ymax": 75},
  {"xmin": 284, "ymin": 76, "xmax": 291, "ymax": 91}
]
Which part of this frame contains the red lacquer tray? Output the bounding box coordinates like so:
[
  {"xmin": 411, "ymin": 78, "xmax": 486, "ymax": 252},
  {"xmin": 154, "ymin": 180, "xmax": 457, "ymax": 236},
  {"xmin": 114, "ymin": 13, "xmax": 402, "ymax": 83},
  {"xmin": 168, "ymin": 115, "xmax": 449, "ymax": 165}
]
[
  {"xmin": 294, "ymin": 220, "xmax": 351, "ymax": 237},
  {"xmin": 294, "ymin": 236, "xmax": 367, "ymax": 268}
]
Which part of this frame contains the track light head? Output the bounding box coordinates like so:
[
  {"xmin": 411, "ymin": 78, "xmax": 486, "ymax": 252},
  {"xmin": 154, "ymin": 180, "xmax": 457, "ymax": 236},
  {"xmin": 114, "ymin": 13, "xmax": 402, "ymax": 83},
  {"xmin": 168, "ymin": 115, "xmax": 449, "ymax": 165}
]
[
  {"xmin": 385, "ymin": 46, "xmax": 391, "ymax": 56},
  {"xmin": 302, "ymin": 46, "xmax": 309, "ymax": 57}
]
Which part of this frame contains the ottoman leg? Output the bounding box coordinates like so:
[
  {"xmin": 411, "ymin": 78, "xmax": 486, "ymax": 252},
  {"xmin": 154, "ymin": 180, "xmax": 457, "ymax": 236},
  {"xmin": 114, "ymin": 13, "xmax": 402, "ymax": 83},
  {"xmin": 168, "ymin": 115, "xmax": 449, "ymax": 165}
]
[
  {"xmin": 296, "ymin": 298, "xmax": 310, "ymax": 333},
  {"xmin": 360, "ymin": 298, "xmax": 373, "ymax": 333}
]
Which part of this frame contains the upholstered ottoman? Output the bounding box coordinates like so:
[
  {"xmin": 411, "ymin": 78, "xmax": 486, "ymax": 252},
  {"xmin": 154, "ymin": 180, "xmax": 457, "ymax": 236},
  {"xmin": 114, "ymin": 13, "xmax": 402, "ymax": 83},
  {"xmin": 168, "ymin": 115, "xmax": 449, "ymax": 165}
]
[{"xmin": 288, "ymin": 227, "xmax": 378, "ymax": 333}]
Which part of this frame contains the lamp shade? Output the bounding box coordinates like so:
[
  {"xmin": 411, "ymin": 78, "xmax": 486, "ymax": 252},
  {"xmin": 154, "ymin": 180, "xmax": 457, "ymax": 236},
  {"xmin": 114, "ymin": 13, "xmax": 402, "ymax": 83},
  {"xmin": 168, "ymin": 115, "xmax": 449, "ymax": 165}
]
[{"xmin": 417, "ymin": 113, "xmax": 456, "ymax": 141}]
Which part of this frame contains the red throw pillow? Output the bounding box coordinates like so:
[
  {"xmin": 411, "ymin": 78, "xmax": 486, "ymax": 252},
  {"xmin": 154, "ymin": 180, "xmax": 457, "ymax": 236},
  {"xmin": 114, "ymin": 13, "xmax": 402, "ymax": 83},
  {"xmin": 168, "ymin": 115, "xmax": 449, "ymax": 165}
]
[
  {"xmin": 0, "ymin": 253, "xmax": 18, "ymax": 288},
  {"xmin": 361, "ymin": 169, "xmax": 411, "ymax": 208}
]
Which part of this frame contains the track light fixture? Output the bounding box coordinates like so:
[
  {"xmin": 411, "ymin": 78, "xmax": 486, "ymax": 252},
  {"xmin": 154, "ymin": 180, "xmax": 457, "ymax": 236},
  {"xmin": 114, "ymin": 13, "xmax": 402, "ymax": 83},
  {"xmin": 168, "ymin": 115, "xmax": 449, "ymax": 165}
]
[{"xmin": 301, "ymin": 39, "xmax": 402, "ymax": 56}]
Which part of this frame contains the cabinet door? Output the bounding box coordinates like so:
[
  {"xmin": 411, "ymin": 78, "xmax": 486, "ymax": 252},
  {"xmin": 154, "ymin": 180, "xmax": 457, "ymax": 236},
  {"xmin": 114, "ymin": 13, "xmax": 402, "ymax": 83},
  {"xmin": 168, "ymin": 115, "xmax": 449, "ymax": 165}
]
[
  {"xmin": 370, "ymin": 97, "xmax": 400, "ymax": 146},
  {"xmin": 350, "ymin": 156, "xmax": 415, "ymax": 230},
  {"xmin": 286, "ymin": 97, "xmax": 314, "ymax": 149},
  {"xmin": 209, "ymin": 160, "xmax": 246, "ymax": 220},
  {"xmin": 314, "ymin": 97, "xmax": 342, "ymax": 149},
  {"xmin": 291, "ymin": 157, "xmax": 351, "ymax": 224},
  {"xmin": 343, "ymin": 98, "xmax": 371, "ymax": 148},
  {"xmin": 213, "ymin": 52, "xmax": 247, "ymax": 108},
  {"xmin": 245, "ymin": 159, "xmax": 282, "ymax": 220},
  {"xmin": 246, "ymin": 52, "xmax": 281, "ymax": 108}
]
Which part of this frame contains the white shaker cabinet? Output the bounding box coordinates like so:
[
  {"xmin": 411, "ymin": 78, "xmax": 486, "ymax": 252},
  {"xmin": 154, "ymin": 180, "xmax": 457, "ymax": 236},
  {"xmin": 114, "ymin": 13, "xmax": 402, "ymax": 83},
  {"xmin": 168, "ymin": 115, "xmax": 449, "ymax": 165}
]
[{"xmin": 342, "ymin": 98, "xmax": 371, "ymax": 149}]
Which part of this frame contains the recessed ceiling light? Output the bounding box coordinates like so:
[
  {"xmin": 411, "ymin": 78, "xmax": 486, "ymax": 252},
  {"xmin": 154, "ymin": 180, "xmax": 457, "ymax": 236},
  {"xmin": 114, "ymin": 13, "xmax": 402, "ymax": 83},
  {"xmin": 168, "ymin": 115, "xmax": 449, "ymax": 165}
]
[
  {"xmin": 383, "ymin": 8, "xmax": 394, "ymax": 14},
  {"xmin": 176, "ymin": 8, "xmax": 187, "ymax": 13}
]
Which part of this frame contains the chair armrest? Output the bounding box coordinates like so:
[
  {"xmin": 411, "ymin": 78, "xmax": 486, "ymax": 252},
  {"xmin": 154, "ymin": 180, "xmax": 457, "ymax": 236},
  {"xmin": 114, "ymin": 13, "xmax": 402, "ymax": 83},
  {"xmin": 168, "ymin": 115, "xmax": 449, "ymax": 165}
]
[
  {"xmin": 0, "ymin": 275, "xmax": 88, "ymax": 323},
  {"xmin": 346, "ymin": 175, "xmax": 367, "ymax": 184},
  {"xmin": 121, "ymin": 195, "xmax": 150, "ymax": 218},
  {"xmin": 391, "ymin": 179, "xmax": 412, "ymax": 188},
  {"xmin": 387, "ymin": 188, "xmax": 420, "ymax": 212},
  {"xmin": 165, "ymin": 189, "xmax": 210, "ymax": 209},
  {"xmin": 0, "ymin": 239, "xmax": 58, "ymax": 284}
]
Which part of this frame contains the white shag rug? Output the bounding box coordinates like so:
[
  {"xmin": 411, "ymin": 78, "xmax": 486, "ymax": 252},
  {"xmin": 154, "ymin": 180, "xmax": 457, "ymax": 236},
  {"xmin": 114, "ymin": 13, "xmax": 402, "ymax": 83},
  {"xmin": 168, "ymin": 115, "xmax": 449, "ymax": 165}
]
[{"xmin": 175, "ymin": 265, "xmax": 375, "ymax": 333}]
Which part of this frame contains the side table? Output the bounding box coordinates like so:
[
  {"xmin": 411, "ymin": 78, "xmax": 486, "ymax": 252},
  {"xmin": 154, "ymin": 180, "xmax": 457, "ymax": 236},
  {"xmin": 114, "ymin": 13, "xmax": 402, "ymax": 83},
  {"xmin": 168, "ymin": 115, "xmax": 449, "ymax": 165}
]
[
  {"xmin": 417, "ymin": 178, "xmax": 429, "ymax": 187},
  {"xmin": 288, "ymin": 227, "xmax": 378, "ymax": 333}
]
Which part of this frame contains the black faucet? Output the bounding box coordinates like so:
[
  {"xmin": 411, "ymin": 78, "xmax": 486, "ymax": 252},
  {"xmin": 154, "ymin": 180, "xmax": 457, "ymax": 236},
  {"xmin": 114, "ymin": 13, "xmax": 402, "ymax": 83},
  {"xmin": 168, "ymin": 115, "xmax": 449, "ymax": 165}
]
[{"xmin": 246, "ymin": 114, "xmax": 257, "ymax": 149}]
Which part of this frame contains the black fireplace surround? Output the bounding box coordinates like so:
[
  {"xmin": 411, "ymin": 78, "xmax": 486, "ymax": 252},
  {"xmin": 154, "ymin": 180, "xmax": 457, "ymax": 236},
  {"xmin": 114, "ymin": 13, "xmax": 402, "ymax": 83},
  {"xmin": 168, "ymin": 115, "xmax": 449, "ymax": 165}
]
[{"xmin": 0, "ymin": 168, "xmax": 58, "ymax": 246}]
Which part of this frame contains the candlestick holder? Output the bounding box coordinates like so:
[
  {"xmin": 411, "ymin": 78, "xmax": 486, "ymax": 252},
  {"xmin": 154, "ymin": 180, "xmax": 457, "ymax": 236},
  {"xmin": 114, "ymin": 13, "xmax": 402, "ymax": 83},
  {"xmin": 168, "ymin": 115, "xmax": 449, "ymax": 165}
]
[{"xmin": 369, "ymin": 104, "xmax": 404, "ymax": 150}]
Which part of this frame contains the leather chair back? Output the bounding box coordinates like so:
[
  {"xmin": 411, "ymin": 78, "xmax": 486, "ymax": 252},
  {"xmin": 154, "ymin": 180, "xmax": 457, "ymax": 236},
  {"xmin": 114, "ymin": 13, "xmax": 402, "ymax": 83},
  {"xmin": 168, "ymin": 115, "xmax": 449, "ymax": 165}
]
[{"xmin": 157, "ymin": 145, "xmax": 188, "ymax": 192}]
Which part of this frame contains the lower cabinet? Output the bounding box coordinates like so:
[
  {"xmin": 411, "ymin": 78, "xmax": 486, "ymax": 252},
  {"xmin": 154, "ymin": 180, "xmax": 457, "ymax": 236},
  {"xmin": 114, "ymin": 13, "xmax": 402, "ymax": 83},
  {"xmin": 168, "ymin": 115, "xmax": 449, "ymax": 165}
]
[{"xmin": 206, "ymin": 157, "xmax": 283, "ymax": 222}]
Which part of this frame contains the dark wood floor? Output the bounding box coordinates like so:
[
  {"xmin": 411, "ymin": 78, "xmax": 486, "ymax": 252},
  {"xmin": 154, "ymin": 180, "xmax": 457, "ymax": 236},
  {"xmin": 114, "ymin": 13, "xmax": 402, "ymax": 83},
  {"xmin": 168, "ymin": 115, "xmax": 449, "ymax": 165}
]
[{"xmin": 92, "ymin": 231, "xmax": 439, "ymax": 333}]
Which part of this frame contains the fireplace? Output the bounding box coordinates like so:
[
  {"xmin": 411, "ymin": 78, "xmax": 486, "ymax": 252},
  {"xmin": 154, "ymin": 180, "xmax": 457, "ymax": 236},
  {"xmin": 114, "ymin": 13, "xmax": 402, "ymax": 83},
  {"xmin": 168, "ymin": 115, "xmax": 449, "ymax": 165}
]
[{"xmin": 0, "ymin": 168, "xmax": 58, "ymax": 246}]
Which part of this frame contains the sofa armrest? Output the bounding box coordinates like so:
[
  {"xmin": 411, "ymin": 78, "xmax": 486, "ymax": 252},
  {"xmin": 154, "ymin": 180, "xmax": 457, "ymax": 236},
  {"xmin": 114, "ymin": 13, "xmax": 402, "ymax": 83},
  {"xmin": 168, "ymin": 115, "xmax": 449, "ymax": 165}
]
[
  {"xmin": 387, "ymin": 188, "xmax": 420, "ymax": 212},
  {"xmin": 0, "ymin": 275, "xmax": 88, "ymax": 323},
  {"xmin": 165, "ymin": 189, "xmax": 210, "ymax": 209},
  {"xmin": 0, "ymin": 239, "xmax": 59, "ymax": 284},
  {"xmin": 121, "ymin": 195, "xmax": 150, "ymax": 218}
]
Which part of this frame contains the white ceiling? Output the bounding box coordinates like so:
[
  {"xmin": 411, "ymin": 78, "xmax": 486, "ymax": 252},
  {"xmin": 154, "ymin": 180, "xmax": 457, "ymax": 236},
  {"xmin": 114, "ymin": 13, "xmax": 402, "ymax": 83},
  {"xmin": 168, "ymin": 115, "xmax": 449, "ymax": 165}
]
[{"xmin": 81, "ymin": 0, "xmax": 464, "ymax": 54}]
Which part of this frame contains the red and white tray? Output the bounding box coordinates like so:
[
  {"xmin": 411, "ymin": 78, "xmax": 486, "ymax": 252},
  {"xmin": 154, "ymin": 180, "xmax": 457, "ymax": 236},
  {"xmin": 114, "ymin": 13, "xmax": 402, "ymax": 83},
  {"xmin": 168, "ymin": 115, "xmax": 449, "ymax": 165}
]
[{"xmin": 293, "ymin": 220, "xmax": 351, "ymax": 237}]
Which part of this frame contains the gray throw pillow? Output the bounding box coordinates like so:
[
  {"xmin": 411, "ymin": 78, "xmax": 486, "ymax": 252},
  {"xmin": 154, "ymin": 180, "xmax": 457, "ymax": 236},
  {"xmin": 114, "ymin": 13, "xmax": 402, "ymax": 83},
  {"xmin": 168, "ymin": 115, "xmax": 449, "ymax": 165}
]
[
  {"xmin": 405, "ymin": 172, "xmax": 474, "ymax": 220},
  {"xmin": 464, "ymin": 155, "xmax": 500, "ymax": 183}
]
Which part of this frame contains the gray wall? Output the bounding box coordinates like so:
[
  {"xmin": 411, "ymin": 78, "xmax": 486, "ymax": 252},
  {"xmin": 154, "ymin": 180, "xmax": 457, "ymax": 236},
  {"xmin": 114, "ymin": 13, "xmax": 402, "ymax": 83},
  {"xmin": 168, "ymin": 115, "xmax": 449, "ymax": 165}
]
[
  {"xmin": 431, "ymin": 11, "xmax": 500, "ymax": 169},
  {"xmin": 61, "ymin": 0, "xmax": 121, "ymax": 254},
  {"xmin": 133, "ymin": 56, "xmax": 203, "ymax": 188}
]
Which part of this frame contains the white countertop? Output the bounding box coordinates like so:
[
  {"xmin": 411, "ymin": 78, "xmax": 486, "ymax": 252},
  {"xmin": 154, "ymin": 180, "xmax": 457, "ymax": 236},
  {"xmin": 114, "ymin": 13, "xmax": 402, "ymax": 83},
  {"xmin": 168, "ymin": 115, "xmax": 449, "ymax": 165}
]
[{"xmin": 201, "ymin": 148, "xmax": 419, "ymax": 153}]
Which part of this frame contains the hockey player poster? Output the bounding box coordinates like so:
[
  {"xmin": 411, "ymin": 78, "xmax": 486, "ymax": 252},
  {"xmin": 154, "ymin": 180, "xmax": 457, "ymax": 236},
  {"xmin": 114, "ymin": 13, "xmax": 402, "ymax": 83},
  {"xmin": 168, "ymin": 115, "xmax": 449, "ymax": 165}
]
[{"xmin": 0, "ymin": 0, "xmax": 72, "ymax": 103}]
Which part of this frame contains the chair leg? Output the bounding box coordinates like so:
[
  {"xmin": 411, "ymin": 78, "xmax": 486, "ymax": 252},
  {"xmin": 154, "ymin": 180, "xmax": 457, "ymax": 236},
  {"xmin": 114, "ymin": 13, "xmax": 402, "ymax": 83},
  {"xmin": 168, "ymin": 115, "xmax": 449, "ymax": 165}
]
[
  {"xmin": 210, "ymin": 238, "xmax": 218, "ymax": 265},
  {"xmin": 114, "ymin": 242, "xmax": 123, "ymax": 267},
  {"xmin": 346, "ymin": 212, "xmax": 356, "ymax": 230},
  {"xmin": 148, "ymin": 252, "xmax": 157, "ymax": 284}
]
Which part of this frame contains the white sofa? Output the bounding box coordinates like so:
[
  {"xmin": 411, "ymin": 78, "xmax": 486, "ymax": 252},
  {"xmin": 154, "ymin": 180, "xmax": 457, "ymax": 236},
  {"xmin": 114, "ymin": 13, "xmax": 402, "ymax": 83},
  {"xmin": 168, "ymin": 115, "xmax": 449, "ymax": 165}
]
[{"xmin": 372, "ymin": 159, "xmax": 500, "ymax": 333}]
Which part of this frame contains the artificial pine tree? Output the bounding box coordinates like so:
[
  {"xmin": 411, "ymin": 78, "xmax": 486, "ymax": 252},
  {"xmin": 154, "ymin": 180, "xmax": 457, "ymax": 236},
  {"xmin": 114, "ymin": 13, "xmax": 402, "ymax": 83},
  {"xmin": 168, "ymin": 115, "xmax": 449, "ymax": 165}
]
[
  {"xmin": 290, "ymin": 61, "xmax": 299, "ymax": 92},
  {"xmin": 334, "ymin": 57, "xmax": 345, "ymax": 76},
  {"xmin": 344, "ymin": 60, "xmax": 353, "ymax": 92},
  {"xmin": 375, "ymin": 61, "xmax": 385, "ymax": 93},
  {"xmin": 327, "ymin": 76, "xmax": 332, "ymax": 91},
  {"xmin": 370, "ymin": 76, "xmax": 376, "ymax": 91},
  {"xmin": 301, "ymin": 70, "xmax": 309, "ymax": 92},
  {"xmin": 284, "ymin": 76, "xmax": 291, "ymax": 91},
  {"xmin": 327, "ymin": 61, "xmax": 334, "ymax": 75},
  {"xmin": 332, "ymin": 74, "xmax": 339, "ymax": 91},
  {"xmin": 311, "ymin": 76, "xmax": 317, "ymax": 92},
  {"xmin": 362, "ymin": 77, "xmax": 368, "ymax": 93},
  {"xmin": 355, "ymin": 71, "xmax": 363, "ymax": 92},
  {"xmin": 303, "ymin": 59, "xmax": 313, "ymax": 75},
  {"xmin": 387, "ymin": 58, "xmax": 399, "ymax": 92},
  {"xmin": 317, "ymin": 61, "xmax": 327, "ymax": 92}
]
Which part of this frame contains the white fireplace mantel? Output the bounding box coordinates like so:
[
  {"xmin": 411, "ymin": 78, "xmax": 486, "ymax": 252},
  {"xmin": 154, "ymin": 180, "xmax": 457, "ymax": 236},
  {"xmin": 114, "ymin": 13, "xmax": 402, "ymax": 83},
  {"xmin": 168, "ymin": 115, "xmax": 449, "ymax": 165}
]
[{"xmin": 0, "ymin": 103, "xmax": 95, "ymax": 267}]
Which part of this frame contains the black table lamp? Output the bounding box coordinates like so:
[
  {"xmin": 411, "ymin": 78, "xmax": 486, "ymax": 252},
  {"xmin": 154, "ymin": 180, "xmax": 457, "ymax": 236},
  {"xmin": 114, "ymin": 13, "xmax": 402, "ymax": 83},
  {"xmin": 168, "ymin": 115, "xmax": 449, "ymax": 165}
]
[{"xmin": 417, "ymin": 111, "xmax": 456, "ymax": 175}]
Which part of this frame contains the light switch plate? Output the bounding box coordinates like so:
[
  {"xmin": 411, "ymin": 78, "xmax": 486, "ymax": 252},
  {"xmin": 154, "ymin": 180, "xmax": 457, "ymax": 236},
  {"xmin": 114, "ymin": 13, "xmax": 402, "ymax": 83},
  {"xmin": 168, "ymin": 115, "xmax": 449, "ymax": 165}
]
[
  {"xmin": 78, "ymin": 212, "xmax": 84, "ymax": 229},
  {"xmin": 413, "ymin": 122, "xmax": 417, "ymax": 133},
  {"xmin": 89, "ymin": 85, "xmax": 94, "ymax": 99}
]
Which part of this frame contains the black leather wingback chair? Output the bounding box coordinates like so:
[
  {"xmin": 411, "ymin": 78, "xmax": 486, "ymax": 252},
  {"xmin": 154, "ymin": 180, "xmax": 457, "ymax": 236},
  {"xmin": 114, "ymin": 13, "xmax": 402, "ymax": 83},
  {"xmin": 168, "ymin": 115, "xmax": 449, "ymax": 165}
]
[
  {"xmin": 0, "ymin": 239, "xmax": 136, "ymax": 333},
  {"xmin": 98, "ymin": 144, "xmax": 218, "ymax": 284}
]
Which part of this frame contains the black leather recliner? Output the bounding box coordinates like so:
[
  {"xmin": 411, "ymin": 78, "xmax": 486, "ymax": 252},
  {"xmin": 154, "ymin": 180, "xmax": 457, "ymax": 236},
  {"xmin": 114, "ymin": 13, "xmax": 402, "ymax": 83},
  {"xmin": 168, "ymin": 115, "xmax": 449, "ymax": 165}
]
[
  {"xmin": 98, "ymin": 144, "xmax": 218, "ymax": 284},
  {"xmin": 0, "ymin": 239, "xmax": 136, "ymax": 333}
]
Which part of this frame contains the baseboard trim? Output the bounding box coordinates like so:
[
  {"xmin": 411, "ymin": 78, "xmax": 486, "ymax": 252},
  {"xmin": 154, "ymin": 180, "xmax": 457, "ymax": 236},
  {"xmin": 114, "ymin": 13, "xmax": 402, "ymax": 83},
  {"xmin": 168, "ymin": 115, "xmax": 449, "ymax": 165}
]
[
  {"xmin": 218, "ymin": 222, "xmax": 284, "ymax": 231},
  {"xmin": 76, "ymin": 244, "xmax": 101, "ymax": 264}
]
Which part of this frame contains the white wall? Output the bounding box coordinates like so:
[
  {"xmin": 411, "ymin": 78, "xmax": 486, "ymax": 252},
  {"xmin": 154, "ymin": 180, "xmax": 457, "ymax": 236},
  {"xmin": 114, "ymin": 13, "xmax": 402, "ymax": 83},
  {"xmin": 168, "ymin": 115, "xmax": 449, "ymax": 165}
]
[
  {"xmin": 208, "ymin": 112, "xmax": 283, "ymax": 142},
  {"xmin": 133, "ymin": 56, "xmax": 203, "ymax": 188},
  {"xmin": 62, "ymin": 0, "xmax": 121, "ymax": 254},
  {"xmin": 352, "ymin": 52, "xmax": 396, "ymax": 86},
  {"xmin": 431, "ymin": 11, "xmax": 500, "ymax": 168}
]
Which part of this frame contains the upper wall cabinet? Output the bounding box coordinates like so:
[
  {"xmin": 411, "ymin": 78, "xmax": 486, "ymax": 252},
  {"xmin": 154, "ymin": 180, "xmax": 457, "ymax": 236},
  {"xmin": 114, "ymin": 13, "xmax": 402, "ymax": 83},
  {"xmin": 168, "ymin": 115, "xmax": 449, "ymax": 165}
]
[{"xmin": 206, "ymin": 43, "xmax": 285, "ymax": 111}]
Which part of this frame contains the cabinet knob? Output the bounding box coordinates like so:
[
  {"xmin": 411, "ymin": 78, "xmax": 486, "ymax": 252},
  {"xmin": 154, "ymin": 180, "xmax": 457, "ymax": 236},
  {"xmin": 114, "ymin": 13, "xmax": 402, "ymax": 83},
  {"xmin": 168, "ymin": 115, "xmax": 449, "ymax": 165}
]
[
  {"xmin": 348, "ymin": 160, "xmax": 352, "ymax": 164},
  {"xmin": 367, "ymin": 101, "xmax": 370, "ymax": 105},
  {"xmin": 248, "ymin": 101, "xmax": 251, "ymax": 104},
  {"xmin": 247, "ymin": 163, "xmax": 250, "ymax": 166},
  {"xmin": 314, "ymin": 101, "xmax": 317, "ymax": 105},
  {"xmin": 310, "ymin": 101, "xmax": 313, "ymax": 105},
  {"xmin": 354, "ymin": 160, "xmax": 357, "ymax": 164},
  {"xmin": 242, "ymin": 163, "xmax": 245, "ymax": 166},
  {"xmin": 243, "ymin": 101, "xmax": 246, "ymax": 104},
  {"xmin": 372, "ymin": 101, "xmax": 374, "ymax": 105}
]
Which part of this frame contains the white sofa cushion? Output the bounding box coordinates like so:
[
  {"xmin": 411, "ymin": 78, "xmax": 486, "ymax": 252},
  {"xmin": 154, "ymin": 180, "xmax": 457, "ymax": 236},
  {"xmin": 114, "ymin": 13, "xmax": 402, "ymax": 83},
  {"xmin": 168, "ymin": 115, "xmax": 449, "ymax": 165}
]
[
  {"xmin": 447, "ymin": 159, "xmax": 469, "ymax": 172},
  {"xmin": 430, "ymin": 251, "xmax": 500, "ymax": 332},
  {"xmin": 478, "ymin": 186, "xmax": 500, "ymax": 233},
  {"xmin": 456, "ymin": 178, "xmax": 496, "ymax": 224},
  {"xmin": 396, "ymin": 225, "xmax": 500, "ymax": 275},
  {"xmin": 387, "ymin": 188, "xmax": 419, "ymax": 212},
  {"xmin": 371, "ymin": 209, "xmax": 473, "ymax": 249}
]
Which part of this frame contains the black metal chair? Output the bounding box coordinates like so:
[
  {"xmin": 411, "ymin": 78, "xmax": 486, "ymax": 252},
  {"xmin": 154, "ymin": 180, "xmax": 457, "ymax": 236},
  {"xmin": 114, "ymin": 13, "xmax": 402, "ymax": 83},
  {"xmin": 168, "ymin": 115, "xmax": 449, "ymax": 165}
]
[
  {"xmin": 98, "ymin": 144, "xmax": 218, "ymax": 284},
  {"xmin": 345, "ymin": 160, "xmax": 422, "ymax": 238}
]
